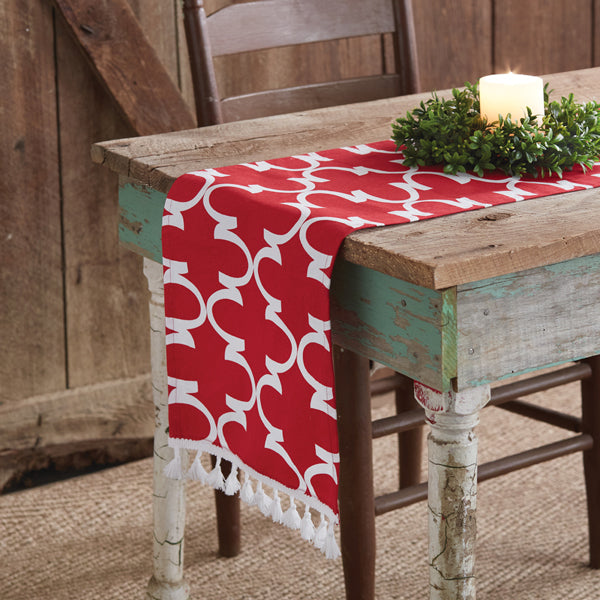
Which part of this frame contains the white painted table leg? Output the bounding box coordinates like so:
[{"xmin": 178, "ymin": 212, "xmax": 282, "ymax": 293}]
[
  {"xmin": 414, "ymin": 383, "xmax": 491, "ymax": 600},
  {"xmin": 143, "ymin": 259, "xmax": 190, "ymax": 600}
]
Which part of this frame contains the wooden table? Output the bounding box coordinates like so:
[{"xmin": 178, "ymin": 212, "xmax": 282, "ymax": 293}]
[{"xmin": 93, "ymin": 67, "xmax": 600, "ymax": 600}]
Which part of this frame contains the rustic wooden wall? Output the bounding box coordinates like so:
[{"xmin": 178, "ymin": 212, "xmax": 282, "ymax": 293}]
[{"xmin": 1, "ymin": 0, "xmax": 598, "ymax": 489}]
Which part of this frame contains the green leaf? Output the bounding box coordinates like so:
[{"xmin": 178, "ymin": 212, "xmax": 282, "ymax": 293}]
[{"xmin": 390, "ymin": 82, "xmax": 600, "ymax": 179}]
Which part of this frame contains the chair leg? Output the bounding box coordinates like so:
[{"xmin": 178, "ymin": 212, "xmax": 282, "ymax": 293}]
[
  {"xmin": 212, "ymin": 456, "xmax": 241, "ymax": 557},
  {"xmin": 582, "ymin": 355, "xmax": 600, "ymax": 568},
  {"xmin": 395, "ymin": 373, "xmax": 423, "ymax": 488},
  {"xmin": 334, "ymin": 346, "xmax": 376, "ymax": 600}
]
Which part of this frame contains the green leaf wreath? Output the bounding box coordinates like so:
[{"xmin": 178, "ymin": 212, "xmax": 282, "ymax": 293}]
[{"xmin": 391, "ymin": 82, "xmax": 600, "ymax": 178}]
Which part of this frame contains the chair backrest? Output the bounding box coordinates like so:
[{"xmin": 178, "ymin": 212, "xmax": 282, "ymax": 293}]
[{"xmin": 183, "ymin": 0, "xmax": 420, "ymax": 126}]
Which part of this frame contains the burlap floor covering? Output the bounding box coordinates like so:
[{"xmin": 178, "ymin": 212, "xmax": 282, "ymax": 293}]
[{"xmin": 1, "ymin": 382, "xmax": 599, "ymax": 599}]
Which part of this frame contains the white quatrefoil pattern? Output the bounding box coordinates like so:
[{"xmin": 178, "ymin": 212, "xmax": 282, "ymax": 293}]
[{"xmin": 161, "ymin": 140, "xmax": 600, "ymax": 557}]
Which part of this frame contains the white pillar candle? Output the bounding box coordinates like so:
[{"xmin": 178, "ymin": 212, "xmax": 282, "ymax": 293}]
[{"xmin": 479, "ymin": 73, "xmax": 544, "ymax": 123}]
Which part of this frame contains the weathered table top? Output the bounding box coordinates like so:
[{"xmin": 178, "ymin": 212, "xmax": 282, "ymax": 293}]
[
  {"xmin": 93, "ymin": 67, "xmax": 600, "ymax": 392},
  {"xmin": 92, "ymin": 67, "xmax": 600, "ymax": 290}
]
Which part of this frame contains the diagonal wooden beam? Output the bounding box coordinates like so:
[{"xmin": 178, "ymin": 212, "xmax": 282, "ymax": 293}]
[{"xmin": 51, "ymin": 0, "xmax": 196, "ymax": 135}]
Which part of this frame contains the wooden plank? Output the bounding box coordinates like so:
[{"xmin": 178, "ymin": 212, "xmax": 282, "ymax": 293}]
[
  {"xmin": 413, "ymin": 0, "xmax": 492, "ymax": 90},
  {"xmin": 206, "ymin": 0, "xmax": 395, "ymax": 56},
  {"xmin": 0, "ymin": 374, "xmax": 153, "ymax": 451},
  {"xmin": 51, "ymin": 0, "xmax": 195, "ymax": 135},
  {"xmin": 0, "ymin": 437, "xmax": 153, "ymax": 492},
  {"xmin": 221, "ymin": 74, "xmax": 402, "ymax": 121},
  {"xmin": 117, "ymin": 174, "xmax": 600, "ymax": 293},
  {"xmin": 90, "ymin": 92, "xmax": 431, "ymax": 188},
  {"xmin": 343, "ymin": 188, "xmax": 600, "ymax": 289},
  {"xmin": 0, "ymin": 0, "xmax": 66, "ymax": 402},
  {"xmin": 215, "ymin": 35, "xmax": 386, "ymax": 106},
  {"xmin": 55, "ymin": 13, "xmax": 151, "ymax": 389},
  {"xmin": 456, "ymin": 254, "xmax": 600, "ymax": 389},
  {"xmin": 97, "ymin": 68, "xmax": 600, "ymax": 291},
  {"xmin": 330, "ymin": 261, "xmax": 457, "ymax": 391},
  {"xmin": 494, "ymin": 0, "xmax": 592, "ymax": 74},
  {"xmin": 91, "ymin": 67, "xmax": 600, "ymax": 192},
  {"xmin": 130, "ymin": 0, "xmax": 180, "ymax": 84}
]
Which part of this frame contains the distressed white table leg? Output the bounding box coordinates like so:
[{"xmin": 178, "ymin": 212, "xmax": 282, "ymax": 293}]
[
  {"xmin": 143, "ymin": 259, "xmax": 190, "ymax": 600},
  {"xmin": 414, "ymin": 383, "xmax": 491, "ymax": 600}
]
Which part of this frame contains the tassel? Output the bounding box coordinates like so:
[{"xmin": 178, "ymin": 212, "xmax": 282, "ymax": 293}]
[
  {"xmin": 254, "ymin": 482, "xmax": 272, "ymax": 517},
  {"xmin": 324, "ymin": 521, "xmax": 341, "ymax": 559},
  {"xmin": 300, "ymin": 504, "xmax": 315, "ymax": 542},
  {"xmin": 224, "ymin": 464, "xmax": 241, "ymax": 496},
  {"xmin": 206, "ymin": 456, "xmax": 225, "ymax": 491},
  {"xmin": 282, "ymin": 496, "xmax": 302, "ymax": 530},
  {"xmin": 240, "ymin": 473, "xmax": 254, "ymax": 504},
  {"xmin": 314, "ymin": 514, "xmax": 327, "ymax": 550},
  {"xmin": 271, "ymin": 489, "xmax": 284, "ymax": 524},
  {"xmin": 163, "ymin": 448, "xmax": 183, "ymax": 479},
  {"xmin": 187, "ymin": 451, "xmax": 209, "ymax": 483}
]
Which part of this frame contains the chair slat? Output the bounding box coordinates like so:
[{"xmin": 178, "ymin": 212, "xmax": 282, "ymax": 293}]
[
  {"xmin": 208, "ymin": 0, "xmax": 395, "ymax": 56},
  {"xmin": 221, "ymin": 74, "xmax": 401, "ymax": 122}
]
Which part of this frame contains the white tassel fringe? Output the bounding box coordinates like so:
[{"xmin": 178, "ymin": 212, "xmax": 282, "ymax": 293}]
[
  {"xmin": 324, "ymin": 521, "xmax": 341, "ymax": 559},
  {"xmin": 314, "ymin": 514, "xmax": 327, "ymax": 550},
  {"xmin": 240, "ymin": 473, "xmax": 254, "ymax": 504},
  {"xmin": 300, "ymin": 504, "xmax": 316, "ymax": 542},
  {"xmin": 283, "ymin": 496, "xmax": 302, "ymax": 530},
  {"xmin": 187, "ymin": 451, "xmax": 209, "ymax": 483},
  {"xmin": 174, "ymin": 449, "xmax": 341, "ymax": 559},
  {"xmin": 224, "ymin": 464, "xmax": 241, "ymax": 496},
  {"xmin": 254, "ymin": 481, "xmax": 273, "ymax": 517},
  {"xmin": 206, "ymin": 456, "xmax": 225, "ymax": 491},
  {"xmin": 271, "ymin": 490, "xmax": 284, "ymax": 523},
  {"xmin": 163, "ymin": 448, "xmax": 184, "ymax": 479}
]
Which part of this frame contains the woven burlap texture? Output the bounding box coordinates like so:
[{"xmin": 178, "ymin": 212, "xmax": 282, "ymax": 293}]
[{"xmin": 1, "ymin": 382, "xmax": 598, "ymax": 599}]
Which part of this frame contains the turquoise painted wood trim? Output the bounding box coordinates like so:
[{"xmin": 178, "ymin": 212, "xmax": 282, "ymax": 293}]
[
  {"xmin": 330, "ymin": 260, "xmax": 457, "ymax": 392},
  {"xmin": 118, "ymin": 176, "xmax": 165, "ymax": 262},
  {"xmin": 119, "ymin": 178, "xmax": 457, "ymax": 390},
  {"xmin": 456, "ymin": 253, "xmax": 600, "ymax": 389}
]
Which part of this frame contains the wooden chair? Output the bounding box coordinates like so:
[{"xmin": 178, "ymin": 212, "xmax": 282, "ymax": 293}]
[
  {"xmin": 181, "ymin": 2, "xmax": 600, "ymax": 598},
  {"xmin": 183, "ymin": 0, "xmax": 421, "ymax": 127},
  {"xmin": 182, "ymin": 0, "xmax": 423, "ymax": 562}
]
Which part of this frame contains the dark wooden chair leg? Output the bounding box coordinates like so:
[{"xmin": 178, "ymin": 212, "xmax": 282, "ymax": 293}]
[
  {"xmin": 212, "ymin": 456, "xmax": 241, "ymax": 557},
  {"xmin": 394, "ymin": 374, "xmax": 423, "ymax": 488},
  {"xmin": 582, "ymin": 354, "xmax": 600, "ymax": 568},
  {"xmin": 335, "ymin": 346, "xmax": 376, "ymax": 600}
]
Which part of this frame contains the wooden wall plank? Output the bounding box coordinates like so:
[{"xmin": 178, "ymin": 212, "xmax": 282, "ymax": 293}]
[
  {"xmin": 413, "ymin": 0, "xmax": 493, "ymax": 90},
  {"xmin": 56, "ymin": 14, "xmax": 151, "ymax": 388},
  {"xmin": 58, "ymin": 0, "xmax": 184, "ymax": 390},
  {"xmin": 0, "ymin": 0, "xmax": 66, "ymax": 403},
  {"xmin": 494, "ymin": 0, "xmax": 593, "ymax": 75}
]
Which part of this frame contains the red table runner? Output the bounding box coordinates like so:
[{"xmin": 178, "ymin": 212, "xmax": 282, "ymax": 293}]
[{"xmin": 162, "ymin": 139, "xmax": 600, "ymax": 558}]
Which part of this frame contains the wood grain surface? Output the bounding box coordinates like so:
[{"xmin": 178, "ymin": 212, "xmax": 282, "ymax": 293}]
[
  {"xmin": 1, "ymin": 0, "xmax": 66, "ymax": 402},
  {"xmin": 494, "ymin": 0, "xmax": 592, "ymax": 75},
  {"xmin": 93, "ymin": 67, "xmax": 600, "ymax": 290},
  {"xmin": 51, "ymin": 0, "xmax": 196, "ymax": 135}
]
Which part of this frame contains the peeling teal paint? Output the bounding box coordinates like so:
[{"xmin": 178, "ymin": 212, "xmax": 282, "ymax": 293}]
[
  {"xmin": 119, "ymin": 178, "xmax": 461, "ymax": 391},
  {"xmin": 331, "ymin": 260, "xmax": 457, "ymax": 391},
  {"xmin": 119, "ymin": 177, "xmax": 165, "ymax": 262}
]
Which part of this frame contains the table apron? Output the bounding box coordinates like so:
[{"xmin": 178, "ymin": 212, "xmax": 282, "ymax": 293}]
[
  {"xmin": 118, "ymin": 177, "xmax": 600, "ymax": 393},
  {"xmin": 456, "ymin": 254, "xmax": 600, "ymax": 389}
]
